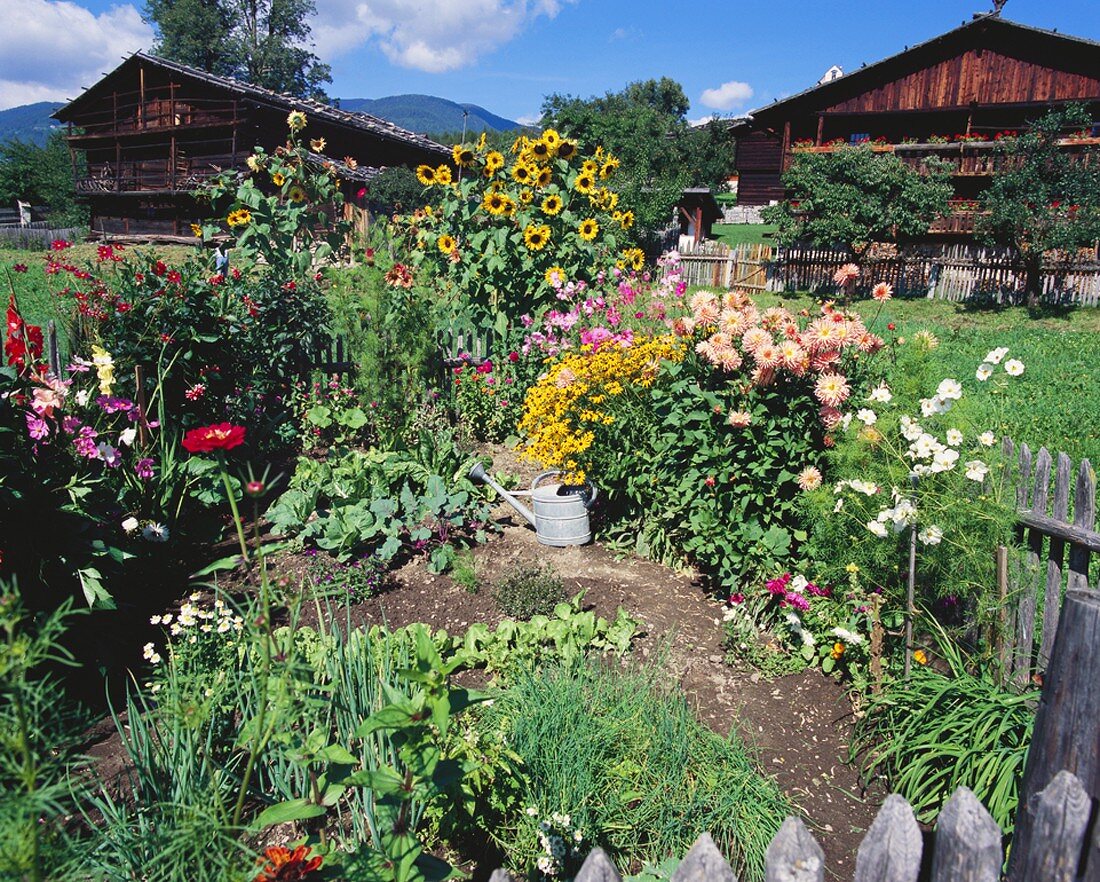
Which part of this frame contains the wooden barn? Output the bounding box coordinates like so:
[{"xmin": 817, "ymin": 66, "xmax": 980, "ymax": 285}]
[
  {"xmin": 52, "ymin": 52, "xmax": 450, "ymax": 240},
  {"xmin": 733, "ymin": 14, "xmax": 1100, "ymax": 236}
]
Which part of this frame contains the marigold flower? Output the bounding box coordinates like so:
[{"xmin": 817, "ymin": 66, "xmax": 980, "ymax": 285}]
[
  {"xmin": 181, "ymin": 423, "xmax": 246, "ymax": 454},
  {"xmin": 831, "ymin": 642, "xmax": 845, "ymax": 659},
  {"xmin": 913, "ymin": 649, "xmax": 928, "ymax": 666}
]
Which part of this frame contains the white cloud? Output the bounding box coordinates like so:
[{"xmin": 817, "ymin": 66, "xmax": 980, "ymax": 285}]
[
  {"xmin": 688, "ymin": 114, "xmax": 719, "ymax": 126},
  {"xmin": 514, "ymin": 113, "xmax": 541, "ymax": 126},
  {"xmin": 313, "ymin": 0, "xmax": 576, "ymax": 72},
  {"xmin": 699, "ymin": 80, "xmax": 754, "ymax": 111},
  {"xmin": 0, "ymin": 0, "xmax": 153, "ymax": 109}
]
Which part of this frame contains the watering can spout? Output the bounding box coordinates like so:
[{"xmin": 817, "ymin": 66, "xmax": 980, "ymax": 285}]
[{"xmin": 468, "ymin": 463, "xmax": 537, "ymax": 528}]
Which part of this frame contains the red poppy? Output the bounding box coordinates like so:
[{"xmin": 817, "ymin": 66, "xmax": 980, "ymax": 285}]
[
  {"xmin": 252, "ymin": 845, "xmax": 322, "ymax": 882},
  {"xmin": 181, "ymin": 423, "xmax": 246, "ymax": 453}
]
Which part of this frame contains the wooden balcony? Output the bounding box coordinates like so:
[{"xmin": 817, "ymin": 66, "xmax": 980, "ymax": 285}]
[
  {"xmin": 928, "ymin": 202, "xmax": 986, "ymax": 235},
  {"xmin": 76, "ymin": 161, "xmax": 229, "ymax": 195}
]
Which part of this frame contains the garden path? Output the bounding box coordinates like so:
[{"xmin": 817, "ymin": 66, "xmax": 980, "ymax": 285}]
[{"xmin": 344, "ymin": 511, "xmax": 881, "ymax": 878}]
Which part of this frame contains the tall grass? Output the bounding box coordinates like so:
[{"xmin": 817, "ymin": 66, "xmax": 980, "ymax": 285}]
[{"xmin": 478, "ymin": 661, "xmax": 790, "ymax": 882}]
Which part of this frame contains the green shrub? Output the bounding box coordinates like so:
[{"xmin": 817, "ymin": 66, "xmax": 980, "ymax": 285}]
[
  {"xmin": 476, "ymin": 661, "xmax": 789, "ymax": 882},
  {"xmin": 492, "ymin": 563, "xmax": 566, "ymax": 619},
  {"xmin": 853, "ymin": 635, "xmax": 1035, "ymax": 833}
]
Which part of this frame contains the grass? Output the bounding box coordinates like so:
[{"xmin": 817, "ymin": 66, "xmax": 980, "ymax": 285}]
[
  {"xmin": 712, "ymin": 223, "xmax": 778, "ymax": 247},
  {"xmin": 752, "ymin": 291, "xmax": 1100, "ymax": 465}
]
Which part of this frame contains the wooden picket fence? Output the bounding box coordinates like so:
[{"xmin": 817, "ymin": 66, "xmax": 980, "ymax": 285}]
[
  {"xmin": 489, "ymin": 773, "xmax": 1094, "ymax": 882},
  {"xmin": 998, "ymin": 440, "xmax": 1098, "ymax": 688},
  {"xmin": 668, "ymin": 242, "xmax": 1100, "ymax": 305},
  {"xmin": 302, "ymin": 334, "xmax": 356, "ymax": 378}
]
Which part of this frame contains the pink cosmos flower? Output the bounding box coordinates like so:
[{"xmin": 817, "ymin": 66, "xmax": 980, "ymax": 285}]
[{"xmin": 26, "ymin": 413, "xmax": 50, "ymax": 440}]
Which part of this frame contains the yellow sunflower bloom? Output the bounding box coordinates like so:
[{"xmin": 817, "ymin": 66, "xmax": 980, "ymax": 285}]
[
  {"xmin": 523, "ymin": 224, "xmax": 551, "ymax": 251},
  {"xmin": 511, "ymin": 134, "xmax": 529, "ymax": 154},
  {"xmin": 286, "ymin": 110, "xmax": 307, "ymax": 132},
  {"xmin": 545, "ymin": 265, "xmax": 565, "ymax": 286},
  {"xmin": 541, "ymin": 128, "xmax": 561, "ymax": 149},
  {"xmin": 482, "ymin": 191, "xmax": 510, "ymax": 216},
  {"xmin": 271, "ymin": 172, "xmax": 286, "ymax": 187},
  {"xmin": 534, "ymin": 166, "xmax": 553, "ymax": 188},
  {"xmin": 485, "ymin": 151, "xmax": 505, "ymax": 173},
  {"xmin": 452, "ymin": 144, "xmax": 475, "ymax": 167},
  {"xmin": 541, "ymin": 194, "xmax": 563, "ymax": 216},
  {"xmin": 621, "ymin": 247, "xmax": 645, "ymax": 270},
  {"xmin": 581, "ymin": 159, "xmax": 599, "ymax": 175},
  {"xmin": 227, "ymin": 208, "xmax": 252, "ymax": 227},
  {"xmin": 190, "ymin": 223, "xmax": 203, "ymax": 237},
  {"xmin": 310, "ymin": 137, "xmax": 326, "ymax": 152},
  {"xmin": 556, "ymin": 140, "xmax": 577, "ymax": 160},
  {"xmin": 600, "ymin": 156, "xmax": 620, "ymax": 178},
  {"xmin": 435, "ymin": 165, "xmax": 453, "ymax": 185},
  {"xmin": 287, "ymin": 185, "xmax": 307, "ymax": 203},
  {"xmin": 599, "ymin": 188, "xmax": 619, "ymax": 210},
  {"xmin": 246, "ymin": 154, "xmax": 264, "ymax": 172},
  {"xmin": 574, "ymin": 172, "xmax": 597, "ymax": 195},
  {"xmin": 511, "ymin": 163, "xmax": 535, "ymax": 185},
  {"xmin": 529, "ymin": 139, "xmax": 552, "ymax": 163},
  {"xmin": 519, "ymin": 189, "xmax": 534, "ymax": 205},
  {"xmin": 476, "ymin": 132, "xmax": 487, "ymax": 152},
  {"xmin": 578, "ymin": 218, "xmax": 599, "ymax": 241},
  {"xmin": 416, "ymin": 165, "xmax": 436, "ymax": 186},
  {"xmin": 438, "ymin": 233, "xmax": 456, "ymax": 254},
  {"xmin": 618, "ymin": 210, "xmax": 635, "ymax": 230}
]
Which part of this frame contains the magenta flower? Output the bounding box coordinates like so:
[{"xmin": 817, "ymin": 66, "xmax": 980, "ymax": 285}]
[
  {"xmin": 97, "ymin": 442, "xmax": 122, "ymax": 467},
  {"xmin": 74, "ymin": 426, "xmax": 99, "ymax": 458},
  {"xmin": 61, "ymin": 415, "xmax": 82, "ymax": 434},
  {"xmin": 26, "ymin": 413, "xmax": 50, "ymax": 440},
  {"xmin": 135, "ymin": 458, "xmax": 155, "ymax": 480}
]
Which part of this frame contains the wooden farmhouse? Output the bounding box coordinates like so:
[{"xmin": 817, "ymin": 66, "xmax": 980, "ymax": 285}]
[
  {"xmin": 52, "ymin": 52, "xmax": 450, "ymax": 240},
  {"xmin": 733, "ymin": 14, "xmax": 1100, "ymax": 237}
]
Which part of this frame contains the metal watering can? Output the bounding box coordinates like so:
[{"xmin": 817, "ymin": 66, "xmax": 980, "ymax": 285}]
[{"xmin": 468, "ymin": 462, "xmax": 598, "ymax": 547}]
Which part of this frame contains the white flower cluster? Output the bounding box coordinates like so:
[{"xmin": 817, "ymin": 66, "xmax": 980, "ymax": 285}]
[
  {"xmin": 120, "ymin": 516, "xmax": 170, "ymax": 542},
  {"xmin": 528, "ymin": 808, "xmax": 585, "ymax": 877},
  {"xmin": 831, "ymin": 626, "xmax": 864, "ymax": 646},
  {"xmin": 866, "ymin": 495, "xmax": 918, "ymax": 538},
  {"xmin": 151, "ymin": 593, "xmax": 243, "ymax": 643},
  {"xmin": 975, "ymin": 347, "xmax": 1024, "ymax": 381},
  {"xmin": 786, "ymin": 612, "xmax": 816, "ymax": 647}
]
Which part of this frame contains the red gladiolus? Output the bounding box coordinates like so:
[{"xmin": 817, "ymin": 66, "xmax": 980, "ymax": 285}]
[
  {"xmin": 252, "ymin": 845, "xmax": 322, "ymax": 882},
  {"xmin": 5, "ymin": 295, "xmax": 43, "ymax": 371},
  {"xmin": 181, "ymin": 423, "xmax": 246, "ymax": 453}
]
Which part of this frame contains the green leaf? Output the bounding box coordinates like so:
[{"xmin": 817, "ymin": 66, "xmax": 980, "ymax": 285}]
[{"xmin": 253, "ymin": 799, "xmax": 327, "ymax": 829}]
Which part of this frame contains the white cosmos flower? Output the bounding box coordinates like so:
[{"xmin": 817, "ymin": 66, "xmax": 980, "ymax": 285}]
[
  {"xmin": 931, "ymin": 447, "xmax": 960, "ymax": 472},
  {"xmin": 910, "ymin": 433, "xmax": 942, "ymax": 460},
  {"xmin": 985, "ymin": 346, "xmax": 1009, "ymax": 364},
  {"xmin": 75, "ymin": 389, "xmax": 90, "ymax": 407},
  {"xmin": 142, "ymin": 523, "xmax": 170, "ymax": 542},
  {"xmin": 868, "ymin": 384, "xmax": 892, "ymax": 403},
  {"xmin": 856, "ymin": 408, "xmax": 877, "ymax": 426},
  {"xmin": 911, "ymin": 463, "xmax": 931, "ymax": 477},
  {"xmin": 867, "ymin": 520, "xmax": 889, "ymax": 538},
  {"xmin": 918, "ymin": 525, "xmax": 944, "ymax": 546},
  {"xmin": 832, "ymin": 627, "xmax": 864, "ymax": 645},
  {"xmin": 890, "ymin": 499, "xmax": 918, "ymax": 530},
  {"xmin": 900, "ymin": 416, "xmax": 923, "ymax": 441},
  {"xmin": 849, "ymin": 479, "xmax": 879, "ymax": 496},
  {"xmin": 937, "ymin": 379, "xmax": 963, "ymax": 400},
  {"xmin": 975, "ymin": 363, "xmax": 993, "ymax": 381},
  {"xmin": 1004, "ymin": 359, "xmax": 1024, "ymax": 376},
  {"xmin": 978, "ymin": 431, "xmax": 996, "ymax": 447},
  {"xmin": 965, "ymin": 460, "xmax": 989, "ymax": 481},
  {"xmin": 839, "ymin": 412, "xmax": 853, "ymax": 430},
  {"xmin": 833, "ymin": 498, "xmax": 844, "ymax": 513},
  {"xmin": 119, "ymin": 427, "xmax": 137, "ymax": 447},
  {"xmin": 946, "ymin": 428, "xmax": 963, "ymax": 446}
]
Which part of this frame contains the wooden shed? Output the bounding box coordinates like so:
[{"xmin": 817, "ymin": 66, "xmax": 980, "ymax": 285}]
[
  {"xmin": 676, "ymin": 188, "xmax": 723, "ymax": 245},
  {"xmin": 52, "ymin": 52, "xmax": 450, "ymax": 240},
  {"xmin": 733, "ymin": 14, "xmax": 1100, "ymax": 235}
]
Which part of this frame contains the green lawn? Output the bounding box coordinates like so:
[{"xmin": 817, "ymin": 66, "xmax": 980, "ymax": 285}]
[{"xmin": 712, "ymin": 223, "xmax": 778, "ymax": 247}]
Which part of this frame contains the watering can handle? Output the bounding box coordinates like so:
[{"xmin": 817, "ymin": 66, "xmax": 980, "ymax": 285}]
[{"xmin": 531, "ymin": 470, "xmax": 598, "ymax": 507}]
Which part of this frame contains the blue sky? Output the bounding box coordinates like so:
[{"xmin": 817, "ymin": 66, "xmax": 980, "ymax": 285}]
[{"xmin": 2, "ymin": 0, "xmax": 1098, "ymax": 119}]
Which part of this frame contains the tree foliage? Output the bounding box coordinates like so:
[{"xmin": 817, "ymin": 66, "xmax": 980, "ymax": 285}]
[
  {"xmin": 0, "ymin": 132, "xmax": 86, "ymax": 226},
  {"xmin": 763, "ymin": 147, "xmax": 952, "ymax": 258},
  {"xmin": 978, "ymin": 104, "xmax": 1100, "ymax": 302},
  {"xmin": 144, "ymin": 0, "xmax": 331, "ymax": 100},
  {"xmin": 540, "ymin": 78, "xmax": 736, "ymax": 234}
]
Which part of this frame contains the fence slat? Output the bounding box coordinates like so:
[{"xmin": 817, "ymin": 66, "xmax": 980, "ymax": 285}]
[
  {"xmin": 1009, "ymin": 771, "xmax": 1091, "ymax": 882},
  {"xmin": 672, "ymin": 833, "xmax": 738, "ymax": 882},
  {"xmin": 765, "ymin": 817, "xmax": 824, "ymax": 882},
  {"xmin": 1040, "ymin": 452, "xmax": 1071, "ymax": 667},
  {"xmin": 574, "ymin": 848, "xmax": 622, "ymax": 882},
  {"xmin": 1067, "ymin": 460, "xmax": 1096, "ymax": 592},
  {"xmin": 853, "ymin": 794, "xmax": 922, "ymax": 882},
  {"xmin": 929, "ymin": 787, "xmax": 1002, "ymax": 882}
]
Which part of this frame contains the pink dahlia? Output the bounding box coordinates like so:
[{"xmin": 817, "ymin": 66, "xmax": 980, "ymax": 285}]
[{"xmin": 814, "ymin": 372, "xmax": 851, "ymax": 408}]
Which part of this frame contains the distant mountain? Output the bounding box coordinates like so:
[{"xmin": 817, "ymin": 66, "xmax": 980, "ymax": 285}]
[
  {"xmin": 0, "ymin": 94, "xmax": 520, "ymax": 147},
  {"xmin": 0, "ymin": 102, "xmax": 65, "ymax": 145},
  {"xmin": 339, "ymin": 95, "xmax": 522, "ymax": 135}
]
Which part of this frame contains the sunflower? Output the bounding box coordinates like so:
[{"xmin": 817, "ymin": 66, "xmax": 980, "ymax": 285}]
[
  {"xmin": 545, "ymin": 265, "xmax": 565, "ymax": 285},
  {"xmin": 523, "ymin": 224, "xmax": 551, "ymax": 251},
  {"xmin": 556, "ymin": 139, "xmax": 577, "ymax": 160},
  {"xmin": 618, "ymin": 210, "xmax": 635, "ymax": 230},
  {"xmin": 599, "ymin": 188, "xmax": 619, "ymax": 210},
  {"xmin": 578, "ymin": 218, "xmax": 599, "ymax": 241},
  {"xmin": 621, "ymin": 247, "xmax": 645, "ymax": 270},
  {"xmin": 434, "ymin": 165, "xmax": 453, "ymax": 185},
  {"xmin": 416, "ymin": 165, "xmax": 436, "ymax": 186},
  {"xmin": 581, "ymin": 159, "xmax": 599, "ymax": 175},
  {"xmin": 600, "ymin": 155, "xmax": 620, "ymax": 178},
  {"xmin": 485, "ymin": 151, "xmax": 505, "ymax": 173},
  {"xmin": 310, "ymin": 137, "xmax": 326, "ymax": 152},
  {"xmin": 438, "ymin": 233, "xmax": 457, "ymax": 254},
  {"xmin": 511, "ymin": 134, "xmax": 530, "ymax": 154},
  {"xmin": 529, "ymin": 139, "xmax": 552, "ymax": 162},
  {"xmin": 286, "ymin": 110, "xmax": 307, "ymax": 132},
  {"xmin": 246, "ymin": 154, "xmax": 264, "ymax": 172},
  {"xmin": 271, "ymin": 172, "xmax": 285, "ymax": 187},
  {"xmin": 534, "ymin": 166, "xmax": 553, "ymax": 188},
  {"xmin": 190, "ymin": 223, "xmax": 203, "ymax": 237},
  {"xmin": 541, "ymin": 194, "xmax": 563, "ymax": 216},
  {"xmin": 573, "ymin": 172, "xmax": 597, "ymax": 195},
  {"xmin": 476, "ymin": 131, "xmax": 487, "ymax": 151},
  {"xmin": 519, "ymin": 189, "xmax": 534, "ymax": 205},
  {"xmin": 482, "ymin": 191, "xmax": 510, "ymax": 216},
  {"xmin": 288, "ymin": 185, "xmax": 307, "ymax": 203},
  {"xmin": 226, "ymin": 208, "xmax": 252, "ymax": 227},
  {"xmin": 511, "ymin": 163, "xmax": 535, "ymax": 185},
  {"xmin": 541, "ymin": 128, "xmax": 562, "ymax": 149},
  {"xmin": 452, "ymin": 144, "xmax": 475, "ymax": 167}
]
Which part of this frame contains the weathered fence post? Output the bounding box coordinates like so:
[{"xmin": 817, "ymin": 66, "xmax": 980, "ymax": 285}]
[
  {"xmin": 853, "ymin": 793, "xmax": 921, "ymax": 882},
  {"xmin": 929, "ymin": 787, "xmax": 1001, "ymax": 882},
  {"xmin": 764, "ymin": 817, "xmax": 824, "ymax": 882},
  {"xmin": 1010, "ymin": 590, "xmax": 1100, "ymax": 880}
]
